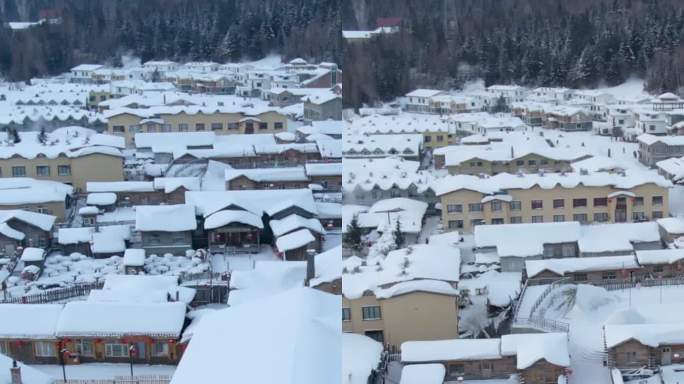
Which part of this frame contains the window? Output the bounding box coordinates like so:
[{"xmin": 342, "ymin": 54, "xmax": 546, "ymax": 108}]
[
  {"xmin": 447, "ymin": 363, "xmax": 465, "ymax": 379},
  {"xmin": 553, "ymin": 199, "xmax": 565, "ymax": 209},
  {"xmin": 468, "ymin": 203, "xmax": 483, "ymax": 212},
  {"xmin": 532, "ymin": 215, "xmax": 544, "ymax": 223},
  {"xmin": 528, "ymin": 159, "xmax": 536, "ymax": 166},
  {"xmin": 211, "ymin": 123, "xmax": 223, "ymax": 131},
  {"xmin": 227, "ymin": 122, "xmax": 239, "ymax": 130},
  {"xmin": 510, "ymin": 201, "xmax": 522, "ymax": 210},
  {"xmin": 437, "ymin": 135, "xmax": 444, "ymax": 142},
  {"xmin": 112, "ymin": 125, "xmax": 125, "ymax": 133},
  {"xmin": 57, "ymin": 165, "xmax": 71, "ymax": 176},
  {"xmin": 105, "ymin": 343, "xmax": 129, "ymax": 357},
  {"xmin": 553, "ymin": 215, "xmax": 565, "ymax": 222},
  {"xmin": 245, "ymin": 122, "xmax": 254, "ymax": 131},
  {"xmin": 82, "ymin": 217, "xmax": 95, "ymax": 226},
  {"xmin": 446, "ymin": 204, "xmax": 462, "ymax": 213},
  {"xmin": 594, "ymin": 212, "xmax": 609, "ymax": 222},
  {"xmin": 36, "ymin": 166, "xmax": 50, "ymax": 177},
  {"xmin": 652, "ymin": 196, "xmax": 664, "ymax": 205},
  {"xmin": 274, "ymin": 122, "xmax": 284, "ymax": 130},
  {"xmin": 516, "ymin": 160, "xmax": 524, "ymax": 166},
  {"xmin": 573, "ymin": 213, "xmax": 588, "ymax": 223},
  {"xmin": 634, "ymin": 197, "xmax": 644, "ymax": 206},
  {"xmin": 161, "ymin": 124, "xmax": 172, "ymax": 132},
  {"xmin": 424, "ymin": 136, "xmax": 432, "ymax": 143},
  {"xmin": 362, "ymin": 306, "xmax": 381, "ymax": 321},
  {"xmin": 152, "ymin": 342, "xmax": 169, "ymax": 357},
  {"xmin": 574, "ymin": 273, "xmax": 588, "ymax": 281},
  {"xmin": 34, "ymin": 341, "xmax": 55, "ymax": 357},
  {"xmin": 11, "ymin": 166, "xmax": 25, "ymax": 177},
  {"xmin": 531, "ymin": 200, "xmax": 543, "ymax": 210},
  {"xmin": 510, "ymin": 216, "xmax": 523, "ymax": 224},
  {"xmin": 602, "ymin": 271, "xmax": 617, "ymax": 280},
  {"xmin": 128, "ymin": 125, "xmax": 140, "ymax": 133},
  {"xmin": 342, "ymin": 308, "xmax": 351, "ymax": 321},
  {"xmin": 573, "ymin": 198, "xmax": 587, "ymax": 208},
  {"xmin": 491, "ymin": 201, "xmax": 502, "ymax": 211},
  {"xmin": 74, "ymin": 340, "xmax": 94, "ymax": 357},
  {"xmin": 364, "ymin": 330, "xmax": 384, "ymax": 343},
  {"xmin": 652, "ymin": 211, "xmax": 663, "ymax": 219},
  {"xmin": 653, "ymin": 265, "xmax": 664, "ymax": 273},
  {"xmin": 593, "ymin": 198, "xmax": 608, "ymax": 207},
  {"xmin": 178, "ymin": 123, "xmax": 189, "ymax": 132},
  {"xmin": 448, "ymin": 220, "xmax": 464, "ymax": 229},
  {"xmin": 0, "ymin": 341, "xmax": 7, "ymax": 355},
  {"xmin": 540, "ymin": 159, "xmax": 549, "ymax": 165},
  {"xmin": 491, "ymin": 218, "xmax": 505, "ymax": 224},
  {"xmin": 632, "ymin": 212, "xmax": 646, "ymax": 220},
  {"xmin": 471, "ymin": 219, "xmax": 484, "ymax": 227},
  {"xmin": 259, "ymin": 122, "xmax": 268, "ymax": 130},
  {"xmin": 195, "ymin": 123, "xmax": 205, "ymax": 131}
]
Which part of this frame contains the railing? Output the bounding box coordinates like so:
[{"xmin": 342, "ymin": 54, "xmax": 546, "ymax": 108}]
[
  {"xmin": 517, "ymin": 316, "xmax": 570, "ymax": 333},
  {"xmin": 511, "ymin": 277, "xmax": 530, "ymax": 321},
  {"xmin": 55, "ymin": 375, "xmax": 171, "ymax": 384},
  {"xmin": 178, "ymin": 271, "xmax": 227, "ymax": 284},
  {"xmin": 594, "ymin": 277, "xmax": 684, "ymax": 291},
  {"xmin": 527, "ymin": 277, "xmax": 571, "ymax": 321},
  {"xmin": 0, "ymin": 281, "xmax": 103, "ymax": 304}
]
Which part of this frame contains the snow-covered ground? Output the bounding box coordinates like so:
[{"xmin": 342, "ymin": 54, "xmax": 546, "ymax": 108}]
[{"xmin": 30, "ymin": 363, "xmax": 175, "ymax": 380}]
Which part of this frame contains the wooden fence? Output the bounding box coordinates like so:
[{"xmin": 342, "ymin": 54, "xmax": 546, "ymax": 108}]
[{"xmin": 0, "ymin": 281, "xmax": 104, "ymax": 304}]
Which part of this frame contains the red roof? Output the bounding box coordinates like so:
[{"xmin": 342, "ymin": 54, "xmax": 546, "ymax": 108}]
[{"xmin": 377, "ymin": 17, "xmax": 402, "ymax": 28}]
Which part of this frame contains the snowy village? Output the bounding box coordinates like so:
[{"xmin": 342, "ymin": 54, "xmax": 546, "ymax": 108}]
[
  {"xmin": 0, "ymin": 56, "xmax": 343, "ymax": 384},
  {"xmin": 341, "ymin": 81, "xmax": 684, "ymax": 384}
]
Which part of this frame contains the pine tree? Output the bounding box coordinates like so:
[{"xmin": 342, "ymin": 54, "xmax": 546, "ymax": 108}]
[
  {"xmin": 10, "ymin": 128, "xmax": 20, "ymax": 144},
  {"xmin": 393, "ymin": 220, "xmax": 405, "ymax": 249},
  {"xmin": 343, "ymin": 215, "xmax": 363, "ymax": 254},
  {"xmin": 37, "ymin": 127, "xmax": 47, "ymax": 144}
]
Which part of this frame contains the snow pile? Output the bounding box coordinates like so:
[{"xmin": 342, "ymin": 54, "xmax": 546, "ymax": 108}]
[
  {"xmin": 123, "ymin": 249, "xmax": 145, "ymax": 267},
  {"xmin": 458, "ymin": 271, "xmax": 522, "ymax": 307},
  {"xmin": 0, "ymin": 352, "xmax": 53, "ymax": 384},
  {"xmin": 401, "ymin": 338, "xmax": 502, "ymax": 362},
  {"xmin": 20, "ymin": 247, "xmax": 44, "ymax": 262},
  {"xmin": 86, "ymin": 192, "xmax": 117, "ymax": 206},
  {"xmin": 310, "ymin": 246, "xmax": 341, "ymax": 287},
  {"xmin": 343, "ymin": 333, "xmax": 383, "ymax": 384},
  {"xmin": 228, "ymin": 261, "xmax": 306, "ymax": 306},
  {"xmin": 570, "ymin": 284, "xmax": 618, "ymax": 317}
]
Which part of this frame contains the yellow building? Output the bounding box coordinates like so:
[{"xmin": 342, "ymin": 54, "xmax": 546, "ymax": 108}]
[
  {"xmin": 342, "ymin": 244, "xmax": 461, "ymax": 349},
  {"xmin": 105, "ymin": 107, "xmax": 289, "ymax": 147},
  {"xmin": 436, "ymin": 170, "xmax": 672, "ymax": 232},
  {"xmin": 0, "ymin": 130, "xmax": 125, "ymax": 192}
]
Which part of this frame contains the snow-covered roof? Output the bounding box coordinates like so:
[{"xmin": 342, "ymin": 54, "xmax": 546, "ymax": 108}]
[
  {"xmin": 153, "ymin": 177, "xmax": 201, "ymax": 193},
  {"xmin": 0, "ymin": 209, "xmax": 55, "ymax": 232},
  {"xmin": 123, "ymin": 248, "xmax": 146, "ymax": 267},
  {"xmin": 276, "ymin": 228, "xmax": 316, "ymax": 253},
  {"xmin": 305, "ymin": 162, "xmax": 342, "ymax": 177},
  {"xmin": 458, "ymin": 271, "xmax": 522, "ymax": 307},
  {"xmin": 401, "ymin": 338, "xmax": 502, "ymax": 362},
  {"xmin": 344, "ymin": 134, "xmax": 422, "ymax": 158},
  {"xmin": 578, "ymin": 222, "xmax": 661, "ymax": 253},
  {"xmin": 170, "ymin": 288, "xmax": 340, "ymax": 384},
  {"xmin": 637, "ymin": 133, "xmax": 684, "ymax": 146},
  {"xmin": 86, "ymin": 192, "xmax": 117, "ymax": 206},
  {"xmin": 89, "ymin": 274, "xmax": 194, "ymax": 304},
  {"xmin": 297, "ymin": 120, "xmax": 343, "ymax": 136},
  {"xmin": 56, "ymin": 301, "xmax": 186, "ymax": 337},
  {"xmin": 0, "ymin": 178, "xmax": 73, "ymax": 205},
  {"xmin": 475, "ymin": 222, "xmax": 581, "ymax": 257},
  {"xmin": 87, "ymin": 181, "xmax": 155, "ymax": 193},
  {"xmin": 437, "ymin": 142, "xmax": 588, "ymax": 167},
  {"xmin": 343, "ymin": 333, "xmax": 383, "ymax": 384},
  {"xmin": 135, "ymin": 204, "xmax": 197, "ymax": 232},
  {"xmin": 657, "ymin": 217, "xmax": 684, "ymax": 234},
  {"xmin": 399, "ymin": 364, "xmax": 445, "ymax": 384},
  {"xmin": 526, "ymin": 255, "xmax": 638, "ymax": 278},
  {"xmin": 310, "ymin": 246, "xmax": 341, "ymax": 287},
  {"xmin": 636, "ymin": 249, "xmax": 684, "ymax": 265},
  {"xmin": 500, "ymin": 333, "xmax": 570, "ymax": 369},
  {"xmin": 348, "ymin": 113, "xmax": 450, "ymax": 135},
  {"xmin": 0, "ymin": 304, "xmax": 62, "ymax": 339},
  {"xmin": 224, "ymin": 167, "xmax": 308, "ymax": 183},
  {"xmin": 20, "ymin": 247, "xmax": 44, "ymax": 262},
  {"xmin": 343, "ymin": 157, "xmax": 434, "ymax": 194},
  {"xmin": 204, "ymin": 209, "xmax": 263, "ymax": 230},
  {"xmin": 357, "ymin": 198, "xmax": 428, "ymax": 234},
  {"xmin": 434, "ymin": 169, "xmax": 671, "ymax": 196},
  {"xmin": 605, "ymin": 323, "xmax": 684, "ymax": 349},
  {"xmin": 0, "ymin": 130, "xmax": 123, "ymax": 160},
  {"xmin": 270, "ymin": 214, "xmax": 325, "ymax": 237},
  {"xmin": 656, "ymin": 156, "xmax": 684, "ymax": 183},
  {"xmin": 78, "ymin": 206, "xmax": 99, "ymax": 216},
  {"xmin": 406, "ymin": 89, "xmax": 444, "ymax": 98},
  {"xmin": 343, "ymin": 244, "xmax": 461, "ymax": 300},
  {"xmin": 185, "ymin": 189, "xmax": 317, "ymax": 218}
]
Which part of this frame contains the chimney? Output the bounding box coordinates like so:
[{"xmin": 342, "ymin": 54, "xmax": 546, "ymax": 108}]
[
  {"xmin": 10, "ymin": 360, "xmax": 22, "ymax": 384},
  {"xmin": 305, "ymin": 249, "xmax": 316, "ymax": 287}
]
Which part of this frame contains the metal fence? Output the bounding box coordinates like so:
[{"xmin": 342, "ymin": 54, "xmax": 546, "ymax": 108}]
[
  {"xmin": 0, "ymin": 281, "xmax": 104, "ymax": 304},
  {"xmin": 593, "ymin": 277, "xmax": 684, "ymax": 291}
]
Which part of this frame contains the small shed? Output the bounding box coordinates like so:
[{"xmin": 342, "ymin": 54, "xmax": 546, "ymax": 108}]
[
  {"xmin": 123, "ymin": 249, "xmax": 146, "ymax": 275},
  {"xmin": 20, "ymin": 247, "xmax": 45, "ymax": 269}
]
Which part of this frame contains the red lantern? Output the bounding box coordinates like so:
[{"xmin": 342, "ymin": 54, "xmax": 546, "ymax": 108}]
[{"xmin": 94, "ymin": 338, "xmax": 102, "ymax": 344}]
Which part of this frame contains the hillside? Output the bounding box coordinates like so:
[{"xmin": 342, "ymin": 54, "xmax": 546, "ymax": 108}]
[{"xmin": 342, "ymin": 0, "xmax": 684, "ymax": 107}]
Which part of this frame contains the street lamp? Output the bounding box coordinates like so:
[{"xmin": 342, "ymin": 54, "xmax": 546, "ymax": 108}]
[
  {"xmin": 59, "ymin": 344, "xmax": 70, "ymax": 382},
  {"xmin": 128, "ymin": 344, "xmax": 137, "ymax": 377}
]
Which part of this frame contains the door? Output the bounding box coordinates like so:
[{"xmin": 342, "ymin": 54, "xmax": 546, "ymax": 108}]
[
  {"xmin": 615, "ymin": 197, "xmax": 627, "ymax": 222},
  {"xmin": 245, "ymin": 122, "xmax": 254, "ymax": 134},
  {"xmin": 662, "ymin": 347, "xmax": 672, "ymax": 365}
]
